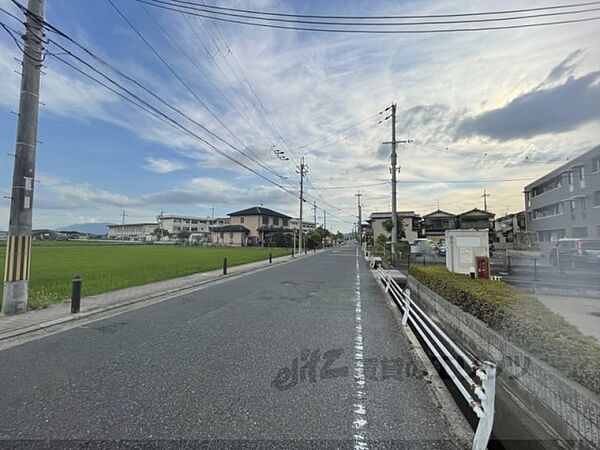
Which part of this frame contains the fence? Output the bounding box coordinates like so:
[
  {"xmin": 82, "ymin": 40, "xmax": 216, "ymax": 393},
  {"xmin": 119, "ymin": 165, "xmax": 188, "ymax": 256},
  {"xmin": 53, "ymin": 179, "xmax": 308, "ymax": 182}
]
[{"xmin": 376, "ymin": 267, "xmax": 496, "ymax": 450}]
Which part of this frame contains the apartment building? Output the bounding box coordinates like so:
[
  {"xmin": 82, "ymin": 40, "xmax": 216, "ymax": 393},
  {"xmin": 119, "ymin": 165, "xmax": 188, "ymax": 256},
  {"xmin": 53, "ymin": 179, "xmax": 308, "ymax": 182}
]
[{"xmin": 524, "ymin": 145, "xmax": 600, "ymax": 250}]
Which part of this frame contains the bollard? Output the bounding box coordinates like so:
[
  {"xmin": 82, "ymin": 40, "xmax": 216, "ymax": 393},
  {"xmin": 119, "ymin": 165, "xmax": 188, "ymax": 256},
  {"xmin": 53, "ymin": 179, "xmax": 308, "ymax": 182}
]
[
  {"xmin": 305, "ymin": 248, "xmax": 307, "ymax": 255},
  {"xmin": 269, "ymin": 252, "xmax": 272, "ymax": 264},
  {"xmin": 223, "ymin": 257, "xmax": 227, "ymax": 275},
  {"xmin": 71, "ymin": 275, "xmax": 82, "ymax": 313},
  {"xmin": 313, "ymin": 248, "xmax": 316, "ymax": 253},
  {"xmin": 533, "ymin": 258, "xmax": 537, "ymax": 283}
]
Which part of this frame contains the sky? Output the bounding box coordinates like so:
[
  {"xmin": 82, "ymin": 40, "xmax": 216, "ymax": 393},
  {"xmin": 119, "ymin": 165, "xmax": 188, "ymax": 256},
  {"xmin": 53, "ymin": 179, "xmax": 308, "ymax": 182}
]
[{"xmin": 0, "ymin": 0, "xmax": 599, "ymax": 233}]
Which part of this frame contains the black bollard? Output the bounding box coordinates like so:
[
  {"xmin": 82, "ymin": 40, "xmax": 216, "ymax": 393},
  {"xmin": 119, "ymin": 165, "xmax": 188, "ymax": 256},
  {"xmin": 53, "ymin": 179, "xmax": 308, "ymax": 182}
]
[
  {"xmin": 269, "ymin": 252, "xmax": 272, "ymax": 264},
  {"xmin": 71, "ymin": 275, "xmax": 82, "ymax": 313},
  {"xmin": 223, "ymin": 257, "xmax": 228, "ymax": 275}
]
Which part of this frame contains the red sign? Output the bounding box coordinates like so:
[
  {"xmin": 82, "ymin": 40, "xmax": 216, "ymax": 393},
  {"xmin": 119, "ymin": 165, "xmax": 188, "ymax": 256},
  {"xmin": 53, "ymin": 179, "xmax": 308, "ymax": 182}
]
[{"xmin": 476, "ymin": 256, "xmax": 490, "ymax": 279}]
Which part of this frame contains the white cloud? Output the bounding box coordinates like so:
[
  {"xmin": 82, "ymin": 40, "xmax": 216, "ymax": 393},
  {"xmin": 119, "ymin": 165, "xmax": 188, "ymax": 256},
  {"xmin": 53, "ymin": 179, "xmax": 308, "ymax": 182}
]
[
  {"xmin": 1, "ymin": 0, "xmax": 599, "ymax": 231},
  {"xmin": 143, "ymin": 157, "xmax": 186, "ymax": 173}
]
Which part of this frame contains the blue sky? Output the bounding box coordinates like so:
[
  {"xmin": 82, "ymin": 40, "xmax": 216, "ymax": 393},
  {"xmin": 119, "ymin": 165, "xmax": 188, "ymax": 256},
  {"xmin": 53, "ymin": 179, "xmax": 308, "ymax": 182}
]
[{"xmin": 0, "ymin": 0, "xmax": 599, "ymax": 232}]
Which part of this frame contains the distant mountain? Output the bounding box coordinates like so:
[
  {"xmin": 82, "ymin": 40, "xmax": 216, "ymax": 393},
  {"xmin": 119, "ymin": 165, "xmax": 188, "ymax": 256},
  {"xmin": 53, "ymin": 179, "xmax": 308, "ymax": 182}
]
[{"xmin": 56, "ymin": 222, "xmax": 114, "ymax": 235}]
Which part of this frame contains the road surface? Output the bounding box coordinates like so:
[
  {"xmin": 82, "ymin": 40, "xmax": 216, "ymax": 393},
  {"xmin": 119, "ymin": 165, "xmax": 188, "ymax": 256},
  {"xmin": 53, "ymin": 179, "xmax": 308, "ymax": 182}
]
[
  {"xmin": 0, "ymin": 245, "xmax": 457, "ymax": 448},
  {"xmin": 533, "ymin": 293, "xmax": 600, "ymax": 342}
]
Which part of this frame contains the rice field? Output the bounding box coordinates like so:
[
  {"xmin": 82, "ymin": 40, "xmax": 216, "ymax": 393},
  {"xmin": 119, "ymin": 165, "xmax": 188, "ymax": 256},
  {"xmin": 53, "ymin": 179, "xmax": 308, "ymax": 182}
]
[{"xmin": 0, "ymin": 241, "xmax": 289, "ymax": 310}]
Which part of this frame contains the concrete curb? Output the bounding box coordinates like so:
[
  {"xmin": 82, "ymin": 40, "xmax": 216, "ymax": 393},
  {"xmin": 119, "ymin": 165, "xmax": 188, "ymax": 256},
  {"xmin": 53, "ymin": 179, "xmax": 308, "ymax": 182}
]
[
  {"xmin": 0, "ymin": 249, "xmax": 325, "ymax": 343},
  {"xmin": 369, "ymin": 268, "xmax": 473, "ymax": 449}
]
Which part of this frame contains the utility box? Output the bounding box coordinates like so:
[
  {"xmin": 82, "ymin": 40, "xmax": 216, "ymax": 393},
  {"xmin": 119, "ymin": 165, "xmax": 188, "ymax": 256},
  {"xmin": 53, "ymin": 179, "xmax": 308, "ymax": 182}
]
[{"xmin": 446, "ymin": 230, "xmax": 489, "ymax": 275}]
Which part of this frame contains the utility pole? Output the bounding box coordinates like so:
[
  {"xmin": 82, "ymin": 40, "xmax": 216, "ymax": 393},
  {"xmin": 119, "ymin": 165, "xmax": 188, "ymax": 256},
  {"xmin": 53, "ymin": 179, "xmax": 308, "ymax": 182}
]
[
  {"xmin": 2, "ymin": 0, "xmax": 46, "ymax": 315},
  {"xmin": 323, "ymin": 209, "xmax": 326, "ymax": 231},
  {"xmin": 355, "ymin": 193, "xmax": 362, "ymax": 248},
  {"xmin": 313, "ymin": 201, "xmax": 317, "ymax": 230},
  {"xmin": 296, "ymin": 156, "xmax": 308, "ymax": 254},
  {"xmin": 482, "ymin": 189, "xmax": 491, "ymax": 211},
  {"xmin": 121, "ymin": 210, "xmax": 127, "ymax": 225},
  {"xmin": 383, "ymin": 103, "xmax": 413, "ymax": 267}
]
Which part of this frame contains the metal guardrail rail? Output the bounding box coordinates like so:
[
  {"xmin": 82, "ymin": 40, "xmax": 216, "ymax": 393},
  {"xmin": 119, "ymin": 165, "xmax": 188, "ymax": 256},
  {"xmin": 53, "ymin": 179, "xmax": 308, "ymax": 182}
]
[{"xmin": 376, "ymin": 267, "xmax": 497, "ymax": 450}]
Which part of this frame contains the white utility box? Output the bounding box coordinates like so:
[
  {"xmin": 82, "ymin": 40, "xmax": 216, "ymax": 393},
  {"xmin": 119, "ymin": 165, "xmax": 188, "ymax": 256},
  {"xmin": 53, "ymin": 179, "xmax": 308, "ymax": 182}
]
[{"xmin": 445, "ymin": 229, "xmax": 489, "ymax": 274}]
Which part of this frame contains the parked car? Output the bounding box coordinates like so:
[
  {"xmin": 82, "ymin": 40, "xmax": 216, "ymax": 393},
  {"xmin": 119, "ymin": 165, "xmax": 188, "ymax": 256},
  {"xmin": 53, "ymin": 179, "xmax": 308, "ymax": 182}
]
[
  {"xmin": 411, "ymin": 238, "xmax": 436, "ymax": 256},
  {"xmin": 549, "ymin": 239, "xmax": 600, "ymax": 268},
  {"xmin": 437, "ymin": 241, "xmax": 447, "ymax": 257}
]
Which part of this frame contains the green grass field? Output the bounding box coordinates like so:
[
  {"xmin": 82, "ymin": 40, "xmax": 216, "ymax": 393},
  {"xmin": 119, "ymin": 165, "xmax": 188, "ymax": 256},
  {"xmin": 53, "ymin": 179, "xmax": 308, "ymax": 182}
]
[{"xmin": 0, "ymin": 241, "xmax": 289, "ymax": 310}]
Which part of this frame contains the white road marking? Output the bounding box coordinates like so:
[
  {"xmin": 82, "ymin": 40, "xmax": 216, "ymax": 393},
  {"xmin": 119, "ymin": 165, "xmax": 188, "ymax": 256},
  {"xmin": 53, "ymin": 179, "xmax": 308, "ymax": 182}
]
[{"xmin": 353, "ymin": 247, "xmax": 368, "ymax": 450}]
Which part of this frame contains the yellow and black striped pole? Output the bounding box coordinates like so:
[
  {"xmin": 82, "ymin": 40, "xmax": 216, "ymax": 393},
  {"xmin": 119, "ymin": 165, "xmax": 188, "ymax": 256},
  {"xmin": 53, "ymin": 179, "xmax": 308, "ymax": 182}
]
[
  {"xmin": 2, "ymin": 0, "xmax": 45, "ymax": 315},
  {"xmin": 4, "ymin": 235, "xmax": 32, "ymax": 284}
]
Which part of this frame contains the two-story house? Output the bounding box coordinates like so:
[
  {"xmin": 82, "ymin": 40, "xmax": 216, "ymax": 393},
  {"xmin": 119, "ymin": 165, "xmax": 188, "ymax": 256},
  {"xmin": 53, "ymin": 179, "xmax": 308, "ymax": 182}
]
[
  {"xmin": 212, "ymin": 206, "xmax": 292, "ymax": 246},
  {"xmin": 422, "ymin": 210, "xmax": 456, "ymax": 243}
]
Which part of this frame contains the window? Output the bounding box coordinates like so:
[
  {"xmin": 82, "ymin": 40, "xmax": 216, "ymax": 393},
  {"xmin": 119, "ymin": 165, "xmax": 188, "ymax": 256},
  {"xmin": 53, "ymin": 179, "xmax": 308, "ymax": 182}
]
[
  {"xmin": 592, "ymin": 156, "xmax": 600, "ymax": 173},
  {"xmin": 240, "ymin": 217, "xmax": 244, "ymax": 223},
  {"xmin": 191, "ymin": 227, "xmax": 198, "ymax": 231},
  {"xmin": 230, "ymin": 232, "xmax": 234, "ymax": 238},
  {"xmin": 576, "ymin": 166, "xmax": 585, "ymax": 188},
  {"xmin": 572, "ymin": 227, "xmax": 588, "ymax": 238},
  {"xmin": 569, "ymin": 200, "xmax": 575, "ymax": 214},
  {"xmin": 567, "ymin": 172, "xmax": 573, "ymax": 185},
  {"xmin": 283, "ymin": 218, "xmax": 289, "ymax": 227},
  {"xmin": 220, "ymin": 232, "xmax": 224, "ymax": 238},
  {"xmin": 262, "ymin": 216, "xmax": 269, "ymax": 225},
  {"xmin": 174, "ymin": 219, "xmax": 181, "ymax": 223},
  {"xmin": 273, "ymin": 217, "xmax": 279, "ymax": 226},
  {"xmin": 595, "ymin": 191, "xmax": 600, "ymax": 207},
  {"xmin": 581, "ymin": 197, "xmax": 587, "ymax": 211}
]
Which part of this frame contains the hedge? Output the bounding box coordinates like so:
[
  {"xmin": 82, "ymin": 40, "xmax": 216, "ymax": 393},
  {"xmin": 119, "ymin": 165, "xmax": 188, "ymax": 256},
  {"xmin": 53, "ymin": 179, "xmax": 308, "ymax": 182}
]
[{"xmin": 410, "ymin": 265, "xmax": 600, "ymax": 395}]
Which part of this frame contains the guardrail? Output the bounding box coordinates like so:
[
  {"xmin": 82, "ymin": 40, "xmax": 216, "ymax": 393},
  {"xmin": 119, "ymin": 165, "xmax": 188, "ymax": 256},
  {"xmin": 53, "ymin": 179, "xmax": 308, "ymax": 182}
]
[{"xmin": 376, "ymin": 267, "xmax": 496, "ymax": 450}]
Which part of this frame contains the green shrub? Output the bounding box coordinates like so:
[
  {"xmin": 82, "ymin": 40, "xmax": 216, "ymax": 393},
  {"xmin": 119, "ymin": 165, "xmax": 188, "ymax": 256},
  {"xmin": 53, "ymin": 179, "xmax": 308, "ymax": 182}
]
[{"xmin": 410, "ymin": 265, "xmax": 600, "ymax": 395}]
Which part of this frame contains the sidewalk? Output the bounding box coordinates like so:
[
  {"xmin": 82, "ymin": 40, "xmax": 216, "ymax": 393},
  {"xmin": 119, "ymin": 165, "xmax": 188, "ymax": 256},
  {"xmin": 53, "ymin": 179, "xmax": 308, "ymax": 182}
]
[{"xmin": 0, "ymin": 250, "xmax": 320, "ymax": 341}]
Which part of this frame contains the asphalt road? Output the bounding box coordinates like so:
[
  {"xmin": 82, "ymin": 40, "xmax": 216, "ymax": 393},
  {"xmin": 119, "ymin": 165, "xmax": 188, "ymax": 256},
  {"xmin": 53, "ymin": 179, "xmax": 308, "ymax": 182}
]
[{"xmin": 0, "ymin": 245, "xmax": 457, "ymax": 449}]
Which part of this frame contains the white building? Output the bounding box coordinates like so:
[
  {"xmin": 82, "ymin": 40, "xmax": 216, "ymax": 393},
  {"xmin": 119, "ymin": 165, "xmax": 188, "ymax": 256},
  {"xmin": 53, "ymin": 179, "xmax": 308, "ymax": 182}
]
[
  {"xmin": 158, "ymin": 214, "xmax": 212, "ymax": 234},
  {"xmin": 107, "ymin": 223, "xmax": 157, "ymax": 240},
  {"xmin": 289, "ymin": 218, "xmax": 316, "ymax": 232}
]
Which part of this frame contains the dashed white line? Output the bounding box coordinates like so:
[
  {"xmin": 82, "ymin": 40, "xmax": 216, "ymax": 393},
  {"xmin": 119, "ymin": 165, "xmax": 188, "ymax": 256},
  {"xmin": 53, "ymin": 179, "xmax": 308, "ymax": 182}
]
[{"xmin": 353, "ymin": 248, "xmax": 368, "ymax": 450}]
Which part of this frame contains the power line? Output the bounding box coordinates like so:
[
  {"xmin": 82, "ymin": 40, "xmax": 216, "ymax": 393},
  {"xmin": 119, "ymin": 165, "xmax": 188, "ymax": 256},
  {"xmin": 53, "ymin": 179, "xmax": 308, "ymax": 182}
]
[
  {"xmin": 140, "ymin": 0, "xmax": 600, "ymax": 33},
  {"xmin": 145, "ymin": 0, "xmax": 600, "ymax": 26},
  {"xmin": 161, "ymin": 0, "xmax": 600, "ymax": 20}
]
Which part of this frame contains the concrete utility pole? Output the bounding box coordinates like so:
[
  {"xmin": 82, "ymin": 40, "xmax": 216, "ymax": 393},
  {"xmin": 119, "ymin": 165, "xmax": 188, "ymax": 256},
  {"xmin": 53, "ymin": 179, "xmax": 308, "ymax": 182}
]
[
  {"xmin": 2, "ymin": 0, "xmax": 46, "ymax": 315},
  {"xmin": 121, "ymin": 210, "xmax": 127, "ymax": 225},
  {"xmin": 297, "ymin": 156, "xmax": 308, "ymax": 254},
  {"xmin": 355, "ymin": 193, "xmax": 362, "ymax": 248},
  {"xmin": 482, "ymin": 189, "xmax": 491, "ymax": 211},
  {"xmin": 313, "ymin": 201, "xmax": 317, "ymax": 229},
  {"xmin": 383, "ymin": 103, "xmax": 413, "ymax": 267}
]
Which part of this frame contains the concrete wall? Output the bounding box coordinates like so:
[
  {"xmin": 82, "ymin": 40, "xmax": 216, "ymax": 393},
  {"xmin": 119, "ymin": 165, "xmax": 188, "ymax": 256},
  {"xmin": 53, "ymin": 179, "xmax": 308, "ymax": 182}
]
[{"xmin": 408, "ymin": 275, "xmax": 600, "ymax": 449}]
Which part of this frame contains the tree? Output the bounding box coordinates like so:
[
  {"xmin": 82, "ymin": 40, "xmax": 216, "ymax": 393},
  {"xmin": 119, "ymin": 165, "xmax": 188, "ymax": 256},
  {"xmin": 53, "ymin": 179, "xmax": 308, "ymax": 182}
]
[
  {"xmin": 382, "ymin": 216, "xmax": 406, "ymax": 241},
  {"xmin": 267, "ymin": 232, "xmax": 293, "ymax": 248},
  {"xmin": 152, "ymin": 227, "xmax": 170, "ymax": 239}
]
